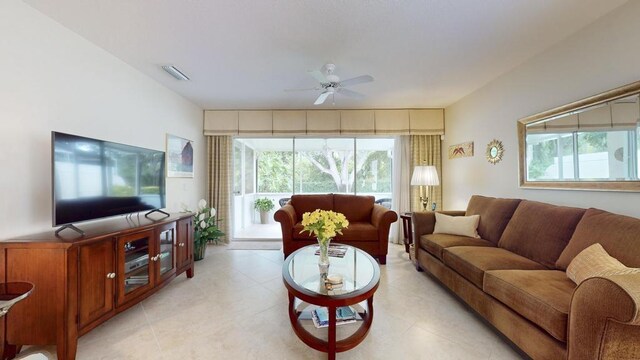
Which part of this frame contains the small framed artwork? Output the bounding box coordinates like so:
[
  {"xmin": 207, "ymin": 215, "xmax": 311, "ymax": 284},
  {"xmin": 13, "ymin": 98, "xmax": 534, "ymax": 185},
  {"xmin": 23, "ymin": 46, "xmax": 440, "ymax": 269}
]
[
  {"xmin": 448, "ymin": 141, "xmax": 474, "ymax": 159},
  {"xmin": 166, "ymin": 134, "xmax": 194, "ymax": 178}
]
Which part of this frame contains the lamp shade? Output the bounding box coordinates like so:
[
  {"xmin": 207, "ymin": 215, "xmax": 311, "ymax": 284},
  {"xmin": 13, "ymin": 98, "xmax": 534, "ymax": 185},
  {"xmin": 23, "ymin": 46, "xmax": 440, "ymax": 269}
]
[{"xmin": 411, "ymin": 165, "xmax": 439, "ymax": 186}]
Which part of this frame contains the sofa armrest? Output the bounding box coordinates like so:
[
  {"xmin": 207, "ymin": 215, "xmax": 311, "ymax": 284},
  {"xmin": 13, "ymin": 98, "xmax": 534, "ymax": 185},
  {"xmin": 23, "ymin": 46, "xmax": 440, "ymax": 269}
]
[
  {"xmin": 568, "ymin": 273, "xmax": 640, "ymax": 360},
  {"xmin": 274, "ymin": 204, "xmax": 297, "ymax": 227},
  {"xmin": 371, "ymin": 204, "xmax": 397, "ymax": 229},
  {"xmin": 411, "ymin": 210, "xmax": 466, "ymax": 239},
  {"xmin": 371, "ymin": 204, "xmax": 398, "ymax": 264},
  {"xmin": 274, "ymin": 204, "xmax": 297, "ymax": 255}
]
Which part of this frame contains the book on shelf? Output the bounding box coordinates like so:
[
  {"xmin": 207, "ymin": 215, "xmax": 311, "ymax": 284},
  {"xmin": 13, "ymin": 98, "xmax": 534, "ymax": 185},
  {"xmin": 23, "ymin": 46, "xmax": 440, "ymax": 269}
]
[
  {"xmin": 314, "ymin": 245, "xmax": 348, "ymax": 258},
  {"xmin": 310, "ymin": 306, "xmax": 358, "ymax": 328}
]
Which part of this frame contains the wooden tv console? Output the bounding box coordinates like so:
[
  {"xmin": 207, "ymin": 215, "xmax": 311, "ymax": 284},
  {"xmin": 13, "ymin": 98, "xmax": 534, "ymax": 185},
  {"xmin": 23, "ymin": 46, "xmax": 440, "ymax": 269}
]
[{"xmin": 0, "ymin": 213, "xmax": 194, "ymax": 360}]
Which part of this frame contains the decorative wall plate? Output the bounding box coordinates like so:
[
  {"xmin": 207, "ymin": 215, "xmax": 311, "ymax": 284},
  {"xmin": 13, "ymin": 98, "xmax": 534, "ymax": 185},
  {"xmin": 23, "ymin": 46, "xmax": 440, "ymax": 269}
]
[{"xmin": 486, "ymin": 139, "xmax": 504, "ymax": 165}]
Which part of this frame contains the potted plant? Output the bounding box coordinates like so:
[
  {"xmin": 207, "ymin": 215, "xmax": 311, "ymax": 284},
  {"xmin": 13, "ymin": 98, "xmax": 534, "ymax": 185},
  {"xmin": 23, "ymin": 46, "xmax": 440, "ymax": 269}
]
[
  {"xmin": 254, "ymin": 197, "xmax": 275, "ymax": 224},
  {"xmin": 193, "ymin": 199, "xmax": 224, "ymax": 261}
]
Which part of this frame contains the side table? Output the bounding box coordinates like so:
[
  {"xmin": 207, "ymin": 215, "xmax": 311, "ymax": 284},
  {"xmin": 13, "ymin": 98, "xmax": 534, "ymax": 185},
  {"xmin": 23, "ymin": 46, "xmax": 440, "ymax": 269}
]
[{"xmin": 400, "ymin": 213, "xmax": 412, "ymax": 254}]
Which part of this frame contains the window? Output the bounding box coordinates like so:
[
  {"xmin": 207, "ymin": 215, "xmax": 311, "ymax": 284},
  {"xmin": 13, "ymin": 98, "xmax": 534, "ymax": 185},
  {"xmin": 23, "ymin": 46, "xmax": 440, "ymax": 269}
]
[
  {"xmin": 355, "ymin": 138, "xmax": 393, "ymax": 194},
  {"xmin": 256, "ymin": 139, "xmax": 293, "ymax": 193},
  {"xmin": 294, "ymin": 138, "xmax": 355, "ymax": 193},
  {"xmin": 232, "ymin": 137, "xmax": 395, "ymax": 239}
]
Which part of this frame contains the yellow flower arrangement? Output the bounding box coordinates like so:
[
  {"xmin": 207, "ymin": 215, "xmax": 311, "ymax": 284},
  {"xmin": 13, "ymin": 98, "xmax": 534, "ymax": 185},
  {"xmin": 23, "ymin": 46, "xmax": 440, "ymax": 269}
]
[{"xmin": 300, "ymin": 209, "xmax": 349, "ymax": 244}]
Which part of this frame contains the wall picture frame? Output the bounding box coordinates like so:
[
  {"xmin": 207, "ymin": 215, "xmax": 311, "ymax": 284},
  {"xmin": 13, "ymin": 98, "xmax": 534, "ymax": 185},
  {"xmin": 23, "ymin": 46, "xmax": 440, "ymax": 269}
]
[
  {"xmin": 448, "ymin": 141, "xmax": 474, "ymax": 159},
  {"xmin": 166, "ymin": 134, "xmax": 194, "ymax": 178}
]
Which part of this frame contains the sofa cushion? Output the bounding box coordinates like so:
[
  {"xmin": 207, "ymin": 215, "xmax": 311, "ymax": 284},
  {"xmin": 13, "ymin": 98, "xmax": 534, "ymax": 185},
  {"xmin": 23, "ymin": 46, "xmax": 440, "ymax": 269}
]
[
  {"xmin": 465, "ymin": 195, "xmax": 521, "ymax": 245},
  {"xmin": 566, "ymin": 243, "xmax": 640, "ymax": 285},
  {"xmin": 292, "ymin": 222, "xmax": 377, "ymax": 242},
  {"xmin": 556, "ymin": 208, "xmax": 640, "ymax": 270},
  {"xmin": 498, "ymin": 200, "xmax": 585, "ymax": 268},
  {"xmin": 420, "ymin": 233, "xmax": 494, "ymax": 261},
  {"xmin": 334, "ymin": 194, "xmax": 374, "ymax": 223},
  {"xmin": 484, "ymin": 270, "xmax": 576, "ymax": 342},
  {"xmin": 443, "ymin": 247, "xmax": 547, "ymax": 288},
  {"xmin": 290, "ymin": 194, "xmax": 333, "ymax": 220}
]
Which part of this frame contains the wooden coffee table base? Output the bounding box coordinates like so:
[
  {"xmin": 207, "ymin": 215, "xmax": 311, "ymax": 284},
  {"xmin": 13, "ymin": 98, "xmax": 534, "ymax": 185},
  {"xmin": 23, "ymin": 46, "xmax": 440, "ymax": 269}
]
[
  {"xmin": 282, "ymin": 245, "xmax": 380, "ymax": 359},
  {"xmin": 285, "ymin": 289, "xmax": 376, "ymax": 360}
]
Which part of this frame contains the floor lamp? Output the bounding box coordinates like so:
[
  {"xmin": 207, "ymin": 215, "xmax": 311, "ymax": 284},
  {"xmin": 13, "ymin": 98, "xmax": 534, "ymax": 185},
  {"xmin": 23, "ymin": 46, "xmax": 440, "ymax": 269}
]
[{"xmin": 410, "ymin": 165, "xmax": 440, "ymax": 211}]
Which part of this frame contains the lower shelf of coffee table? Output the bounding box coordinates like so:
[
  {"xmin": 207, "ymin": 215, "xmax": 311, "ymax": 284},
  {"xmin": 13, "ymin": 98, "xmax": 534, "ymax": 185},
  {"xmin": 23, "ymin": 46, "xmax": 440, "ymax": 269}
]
[{"xmin": 288, "ymin": 299, "xmax": 374, "ymax": 354}]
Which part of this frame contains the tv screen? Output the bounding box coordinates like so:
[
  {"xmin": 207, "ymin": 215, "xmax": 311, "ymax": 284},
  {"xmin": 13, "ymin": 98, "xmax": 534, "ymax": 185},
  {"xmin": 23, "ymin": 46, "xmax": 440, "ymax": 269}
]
[{"xmin": 52, "ymin": 132, "xmax": 166, "ymax": 226}]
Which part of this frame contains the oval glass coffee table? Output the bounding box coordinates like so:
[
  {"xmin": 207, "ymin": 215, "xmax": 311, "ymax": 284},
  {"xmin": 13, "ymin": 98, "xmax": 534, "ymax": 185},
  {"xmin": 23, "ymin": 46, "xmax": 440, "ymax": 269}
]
[{"xmin": 282, "ymin": 244, "xmax": 380, "ymax": 360}]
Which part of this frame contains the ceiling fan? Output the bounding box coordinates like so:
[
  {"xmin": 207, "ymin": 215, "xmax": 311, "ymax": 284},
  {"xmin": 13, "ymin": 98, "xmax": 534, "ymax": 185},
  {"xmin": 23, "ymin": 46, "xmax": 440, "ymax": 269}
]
[{"xmin": 285, "ymin": 64, "xmax": 374, "ymax": 105}]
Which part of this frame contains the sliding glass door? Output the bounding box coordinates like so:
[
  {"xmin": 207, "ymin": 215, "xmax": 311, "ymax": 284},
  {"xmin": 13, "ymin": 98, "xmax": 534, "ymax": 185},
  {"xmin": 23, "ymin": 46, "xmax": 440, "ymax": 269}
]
[{"xmin": 232, "ymin": 137, "xmax": 394, "ymax": 240}]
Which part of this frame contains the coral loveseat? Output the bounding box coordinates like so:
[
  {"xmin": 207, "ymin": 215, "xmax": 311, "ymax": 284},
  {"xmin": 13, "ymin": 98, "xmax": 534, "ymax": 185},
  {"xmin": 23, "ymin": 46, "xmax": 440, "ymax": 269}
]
[
  {"xmin": 413, "ymin": 195, "xmax": 640, "ymax": 360},
  {"xmin": 274, "ymin": 194, "xmax": 397, "ymax": 264}
]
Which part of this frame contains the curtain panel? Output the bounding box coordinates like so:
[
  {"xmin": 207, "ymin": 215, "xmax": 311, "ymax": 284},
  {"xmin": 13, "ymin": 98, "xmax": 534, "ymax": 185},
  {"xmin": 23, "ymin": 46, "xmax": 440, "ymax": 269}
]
[
  {"xmin": 207, "ymin": 136, "xmax": 232, "ymax": 243},
  {"xmin": 410, "ymin": 135, "xmax": 442, "ymax": 212},
  {"xmin": 390, "ymin": 135, "xmax": 411, "ymax": 244}
]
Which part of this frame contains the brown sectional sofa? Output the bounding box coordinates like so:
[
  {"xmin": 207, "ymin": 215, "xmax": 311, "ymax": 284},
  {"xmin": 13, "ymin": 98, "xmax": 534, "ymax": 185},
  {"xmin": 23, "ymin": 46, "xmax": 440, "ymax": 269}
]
[
  {"xmin": 274, "ymin": 194, "xmax": 397, "ymax": 264},
  {"xmin": 413, "ymin": 195, "xmax": 640, "ymax": 360}
]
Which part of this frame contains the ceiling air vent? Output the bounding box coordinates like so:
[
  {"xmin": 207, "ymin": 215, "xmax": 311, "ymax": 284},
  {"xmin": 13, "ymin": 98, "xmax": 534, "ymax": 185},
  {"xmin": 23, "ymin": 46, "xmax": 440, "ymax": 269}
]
[{"xmin": 161, "ymin": 65, "xmax": 190, "ymax": 81}]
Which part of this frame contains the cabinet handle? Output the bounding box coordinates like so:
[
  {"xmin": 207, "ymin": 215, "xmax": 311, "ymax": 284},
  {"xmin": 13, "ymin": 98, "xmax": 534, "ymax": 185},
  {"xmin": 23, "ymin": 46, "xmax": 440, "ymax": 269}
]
[
  {"xmin": 106, "ymin": 272, "xmax": 115, "ymax": 279},
  {"xmin": 179, "ymin": 243, "xmax": 185, "ymax": 247},
  {"xmin": 152, "ymin": 255, "xmax": 159, "ymax": 262}
]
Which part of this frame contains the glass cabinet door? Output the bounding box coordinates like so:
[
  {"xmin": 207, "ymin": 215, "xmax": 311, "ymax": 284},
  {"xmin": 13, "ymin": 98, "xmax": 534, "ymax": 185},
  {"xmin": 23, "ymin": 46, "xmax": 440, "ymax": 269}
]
[
  {"xmin": 157, "ymin": 223, "xmax": 176, "ymax": 283},
  {"xmin": 117, "ymin": 230, "xmax": 154, "ymax": 305}
]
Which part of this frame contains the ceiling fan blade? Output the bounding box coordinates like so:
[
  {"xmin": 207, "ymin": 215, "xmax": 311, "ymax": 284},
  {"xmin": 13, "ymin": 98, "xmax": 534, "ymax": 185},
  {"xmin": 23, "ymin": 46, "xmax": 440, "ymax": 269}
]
[
  {"xmin": 314, "ymin": 91, "xmax": 330, "ymax": 105},
  {"xmin": 308, "ymin": 69, "xmax": 328, "ymax": 84},
  {"xmin": 284, "ymin": 87, "xmax": 320, "ymax": 92},
  {"xmin": 338, "ymin": 75, "xmax": 374, "ymax": 87},
  {"xmin": 337, "ymin": 88, "xmax": 365, "ymax": 98}
]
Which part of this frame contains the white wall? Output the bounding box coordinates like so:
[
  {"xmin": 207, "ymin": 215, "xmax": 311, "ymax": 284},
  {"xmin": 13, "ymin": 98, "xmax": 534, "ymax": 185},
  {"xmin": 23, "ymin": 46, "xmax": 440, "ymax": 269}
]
[
  {"xmin": 443, "ymin": 1, "xmax": 640, "ymax": 217},
  {"xmin": 0, "ymin": 1, "xmax": 205, "ymax": 238}
]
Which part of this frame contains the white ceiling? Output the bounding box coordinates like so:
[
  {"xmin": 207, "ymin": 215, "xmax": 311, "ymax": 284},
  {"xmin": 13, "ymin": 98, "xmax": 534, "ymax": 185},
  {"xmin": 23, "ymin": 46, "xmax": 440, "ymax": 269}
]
[{"xmin": 25, "ymin": 0, "xmax": 627, "ymax": 110}]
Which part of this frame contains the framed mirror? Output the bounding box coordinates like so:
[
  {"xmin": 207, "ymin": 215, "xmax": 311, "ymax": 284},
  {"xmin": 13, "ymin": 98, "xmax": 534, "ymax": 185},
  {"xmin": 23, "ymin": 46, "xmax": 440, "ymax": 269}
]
[
  {"xmin": 486, "ymin": 139, "xmax": 504, "ymax": 165},
  {"xmin": 518, "ymin": 81, "xmax": 640, "ymax": 191}
]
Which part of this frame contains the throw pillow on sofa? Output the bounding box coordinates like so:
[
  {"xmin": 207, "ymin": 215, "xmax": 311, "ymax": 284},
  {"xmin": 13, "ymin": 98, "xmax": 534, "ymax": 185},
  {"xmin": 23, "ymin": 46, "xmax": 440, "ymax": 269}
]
[
  {"xmin": 433, "ymin": 212, "xmax": 480, "ymax": 238},
  {"xmin": 566, "ymin": 243, "xmax": 640, "ymax": 285}
]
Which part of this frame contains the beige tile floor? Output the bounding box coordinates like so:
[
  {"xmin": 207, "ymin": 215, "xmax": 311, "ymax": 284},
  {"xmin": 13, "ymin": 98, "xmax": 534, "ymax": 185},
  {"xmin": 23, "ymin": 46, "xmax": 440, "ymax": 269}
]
[{"xmin": 22, "ymin": 244, "xmax": 525, "ymax": 360}]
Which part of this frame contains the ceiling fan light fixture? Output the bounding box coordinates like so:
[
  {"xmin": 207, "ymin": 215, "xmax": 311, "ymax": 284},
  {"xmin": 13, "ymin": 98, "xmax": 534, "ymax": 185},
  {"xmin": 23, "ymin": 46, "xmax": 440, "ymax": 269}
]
[
  {"xmin": 161, "ymin": 65, "xmax": 190, "ymax": 81},
  {"xmin": 326, "ymin": 74, "xmax": 340, "ymax": 83}
]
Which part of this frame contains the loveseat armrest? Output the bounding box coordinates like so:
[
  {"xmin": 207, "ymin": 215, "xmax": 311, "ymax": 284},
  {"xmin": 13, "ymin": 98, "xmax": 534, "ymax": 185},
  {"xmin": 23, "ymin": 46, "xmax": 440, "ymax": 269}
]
[
  {"xmin": 371, "ymin": 204, "xmax": 397, "ymax": 229},
  {"xmin": 274, "ymin": 204, "xmax": 296, "ymax": 225},
  {"xmin": 568, "ymin": 273, "xmax": 640, "ymax": 360},
  {"xmin": 274, "ymin": 204, "xmax": 297, "ymax": 253},
  {"xmin": 371, "ymin": 204, "xmax": 398, "ymax": 265},
  {"xmin": 411, "ymin": 210, "xmax": 466, "ymax": 239}
]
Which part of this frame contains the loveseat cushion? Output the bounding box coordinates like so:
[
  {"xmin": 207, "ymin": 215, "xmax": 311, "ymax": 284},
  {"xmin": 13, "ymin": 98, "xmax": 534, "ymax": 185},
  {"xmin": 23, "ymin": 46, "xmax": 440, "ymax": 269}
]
[
  {"xmin": 290, "ymin": 194, "xmax": 333, "ymax": 220},
  {"xmin": 443, "ymin": 247, "xmax": 547, "ymax": 288},
  {"xmin": 336, "ymin": 222, "xmax": 378, "ymax": 242},
  {"xmin": 498, "ymin": 200, "xmax": 585, "ymax": 268},
  {"xmin": 556, "ymin": 208, "xmax": 640, "ymax": 270},
  {"xmin": 465, "ymin": 195, "xmax": 521, "ymax": 245},
  {"xmin": 334, "ymin": 194, "xmax": 374, "ymax": 223},
  {"xmin": 484, "ymin": 270, "xmax": 576, "ymax": 342},
  {"xmin": 420, "ymin": 233, "xmax": 494, "ymax": 261},
  {"xmin": 292, "ymin": 222, "xmax": 377, "ymax": 242}
]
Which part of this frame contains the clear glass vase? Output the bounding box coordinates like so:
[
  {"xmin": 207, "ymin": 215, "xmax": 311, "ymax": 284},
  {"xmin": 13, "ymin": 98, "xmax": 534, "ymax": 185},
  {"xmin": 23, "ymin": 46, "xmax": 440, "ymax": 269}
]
[{"xmin": 318, "ymin": 238, "xmax": 331, "ymax": 275}]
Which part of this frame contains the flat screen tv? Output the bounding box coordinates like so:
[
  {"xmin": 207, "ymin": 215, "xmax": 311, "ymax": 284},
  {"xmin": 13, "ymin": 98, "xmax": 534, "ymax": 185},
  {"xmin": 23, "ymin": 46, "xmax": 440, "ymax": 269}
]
[{"xmin": 52, "ymin": 132, "xmax": 166, "ymax": 227}]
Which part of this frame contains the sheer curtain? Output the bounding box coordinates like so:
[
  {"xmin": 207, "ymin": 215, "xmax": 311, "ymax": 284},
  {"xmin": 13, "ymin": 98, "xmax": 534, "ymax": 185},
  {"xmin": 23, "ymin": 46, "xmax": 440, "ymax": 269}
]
[
  {"xmin": 410, "ymin": 135, "xmax": 442, "ymax": 212},
  {"xmin": 390, "ymin": 136, "xmax": 411, "ymax": 244},
  {"xmin": 207, "ymin": 136, "xmax": 232, "ymax": 243}
]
